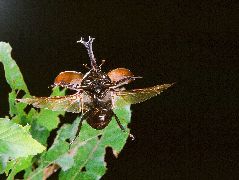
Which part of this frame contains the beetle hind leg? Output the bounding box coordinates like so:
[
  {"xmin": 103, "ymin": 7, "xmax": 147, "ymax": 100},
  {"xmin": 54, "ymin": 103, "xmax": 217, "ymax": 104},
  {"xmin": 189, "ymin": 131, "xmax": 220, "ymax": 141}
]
[
  {"xmin": 113, "ymin": 112, "xmax": 135, "ymax": 140},
  {"xmin": 70, "ymin": 111, "xmax": 90, "ymax": 146}
]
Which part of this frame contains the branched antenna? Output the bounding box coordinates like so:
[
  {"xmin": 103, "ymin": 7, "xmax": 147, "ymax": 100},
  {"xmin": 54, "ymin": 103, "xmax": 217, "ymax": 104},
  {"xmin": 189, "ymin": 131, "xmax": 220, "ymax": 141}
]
[{"xmin": 77, "ymin": 36, "xmax": 98, "ymax": 70}]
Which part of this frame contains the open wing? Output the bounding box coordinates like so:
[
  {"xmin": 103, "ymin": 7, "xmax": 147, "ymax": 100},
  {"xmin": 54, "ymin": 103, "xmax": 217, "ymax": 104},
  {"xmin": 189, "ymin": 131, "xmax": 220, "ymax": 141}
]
[
  {"xmin": 115, "ymin": 83, "xmax": 174, "ymax": 104},
  {"xmin": 17, "ymin": 94, "xmax": 82, "ymax": 113}
]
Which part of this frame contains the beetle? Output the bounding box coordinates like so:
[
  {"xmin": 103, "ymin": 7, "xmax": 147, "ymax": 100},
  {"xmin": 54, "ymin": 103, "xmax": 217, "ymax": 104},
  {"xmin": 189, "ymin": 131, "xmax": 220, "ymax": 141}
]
[{"xmin": 17, "ymin": 36, "xmax": 173, "ymax": 140}]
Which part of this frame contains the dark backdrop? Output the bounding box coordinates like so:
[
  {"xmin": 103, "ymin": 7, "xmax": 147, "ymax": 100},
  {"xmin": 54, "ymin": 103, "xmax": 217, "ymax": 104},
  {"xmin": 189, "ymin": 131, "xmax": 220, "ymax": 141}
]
[{"xmin": 0, "ymin": 1, "xmax": 238, "ymax": 179}]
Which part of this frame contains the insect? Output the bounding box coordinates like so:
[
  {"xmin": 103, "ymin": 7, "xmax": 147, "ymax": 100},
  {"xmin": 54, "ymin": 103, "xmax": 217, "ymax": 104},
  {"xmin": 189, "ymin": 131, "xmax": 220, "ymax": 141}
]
[{"xmin": 17, "ymin": 36, "xmax": 173, "ymax": 141}]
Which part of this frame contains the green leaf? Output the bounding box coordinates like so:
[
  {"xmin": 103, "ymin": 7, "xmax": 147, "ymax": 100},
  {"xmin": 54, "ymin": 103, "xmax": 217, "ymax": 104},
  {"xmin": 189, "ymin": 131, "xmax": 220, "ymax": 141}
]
[
  {"xmin": 30, "ymin": 87, "xmax": 66, "ymax": 146},
  {"xmin": 25, "ymin": 117, "xmax": 82, "ymax": 179},
  {"xmin": 25, "ymin": 100, "xmax": 131, "ymax": 180},
  {"xmin": 0, "ymin": 155, "xmax": 8, "ymax": 173},
  {"xmin": 1, "ymin": 42, "xmax": 67, "ymax": 179},
  {"xmin": 0, "ymin": 118, "xmax": 45, "ymax": 158},
  {"xmin": 59, "ymin": 104, "xmax": 131, "ymax": 180},
  {"xmin": 0, "ymin": 41, "xmax": 134, "ymax": 179},
  {"xmin": 0, "ymin": 42, "xmax": 30, "ymax": 117},
  {"xmin": 33, "ymin": 107, "xmax": 63, "ymax": 134},
  {"xmin": 0, "ymin": 42, "xmax": 29, "ymax": 93},
  {"xmin": 5, "ymin": 156, "xmax": 32, "ymax": 180}
]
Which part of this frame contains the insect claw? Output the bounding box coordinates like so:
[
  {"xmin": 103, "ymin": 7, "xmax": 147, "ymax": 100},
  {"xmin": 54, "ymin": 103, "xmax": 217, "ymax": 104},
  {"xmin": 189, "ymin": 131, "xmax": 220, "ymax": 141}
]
[
  {"xmin": 48, "ymin": 84, "xmax": 55, "ymax": 89},
  {"xmin": 129, "ymin": 133, "xmax": 135, "ymax": 141}
]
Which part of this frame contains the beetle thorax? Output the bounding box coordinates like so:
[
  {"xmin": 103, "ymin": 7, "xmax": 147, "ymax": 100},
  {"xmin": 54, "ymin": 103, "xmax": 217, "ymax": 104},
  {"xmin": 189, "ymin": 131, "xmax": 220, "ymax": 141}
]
[{"xmin": 81, "ymin": 70, "xmax": 112, "ymax": 98}]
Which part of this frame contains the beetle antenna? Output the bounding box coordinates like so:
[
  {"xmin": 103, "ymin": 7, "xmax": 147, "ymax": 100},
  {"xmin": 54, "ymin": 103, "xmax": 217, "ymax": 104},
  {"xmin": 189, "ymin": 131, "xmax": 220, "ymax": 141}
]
[
  {"xmin": 99, "ymin": 59, "xmax": 106, "ymax": 68},
  {"xmin": 77, "ymin": 36, "xmax": 98, "ymax": 70},
  {"xmin": 82, "ymin": 63, "xmax": 91, "ymax": 70}
]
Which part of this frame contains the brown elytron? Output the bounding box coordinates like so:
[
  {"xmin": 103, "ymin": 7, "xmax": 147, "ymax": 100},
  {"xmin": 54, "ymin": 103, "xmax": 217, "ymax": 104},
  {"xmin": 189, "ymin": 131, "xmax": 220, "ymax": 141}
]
[{"xmin": 17, "ymin": 37, "xmax": 173, "ymax": 140}]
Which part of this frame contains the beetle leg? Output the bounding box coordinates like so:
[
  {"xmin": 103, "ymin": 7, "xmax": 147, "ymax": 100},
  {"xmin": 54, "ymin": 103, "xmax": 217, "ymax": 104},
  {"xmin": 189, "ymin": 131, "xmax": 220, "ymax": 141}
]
[
  {"xmin": 99, "ymin": 59, "xmax": 106, "ymax": 68},
  {"xmin": 50, "ymin": 83, "xmax": 82, "ymax": 92},
  {"xmin": 70, "ymin": 111, "xmax": 90, "ymax": 145},
  {"xmin": 113, "ymin": 112, "xmax": 125, "ymax": 131},
  {"xmin": 113, "ymin": 112, "xmax": 135, "ymax": 140}
]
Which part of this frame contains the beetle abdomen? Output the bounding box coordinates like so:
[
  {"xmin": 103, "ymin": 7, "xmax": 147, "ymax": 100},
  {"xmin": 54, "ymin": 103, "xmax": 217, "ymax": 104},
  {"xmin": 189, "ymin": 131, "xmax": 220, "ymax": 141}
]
[{"xmin": 86, "ymin": 108, "xmax": 113, "ymax": 130}]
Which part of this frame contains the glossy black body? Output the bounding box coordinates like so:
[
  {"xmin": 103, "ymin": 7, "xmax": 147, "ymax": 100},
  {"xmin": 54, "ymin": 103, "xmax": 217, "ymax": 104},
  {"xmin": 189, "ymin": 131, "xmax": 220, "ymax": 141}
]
[{"xmin": 80, "ymin": 69, "xmax": 114, "ymax": 129}]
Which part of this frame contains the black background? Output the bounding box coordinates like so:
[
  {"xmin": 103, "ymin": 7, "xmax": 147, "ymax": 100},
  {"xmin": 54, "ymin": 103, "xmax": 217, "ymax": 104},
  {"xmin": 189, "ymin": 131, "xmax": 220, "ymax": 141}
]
[{"xmin": 0, "ymin": 1, "xmax": 238, "ymax": 180}]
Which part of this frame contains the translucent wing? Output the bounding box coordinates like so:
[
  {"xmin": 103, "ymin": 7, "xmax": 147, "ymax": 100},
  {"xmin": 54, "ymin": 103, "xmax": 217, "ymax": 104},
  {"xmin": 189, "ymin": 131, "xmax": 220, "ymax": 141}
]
[
  {"xmin": 115, "ymin": 83, "xmax": 174, "ymax": 104},
  {"xmin": 17, "ymin": 94, "xmax": 82, "ymax": 113}
]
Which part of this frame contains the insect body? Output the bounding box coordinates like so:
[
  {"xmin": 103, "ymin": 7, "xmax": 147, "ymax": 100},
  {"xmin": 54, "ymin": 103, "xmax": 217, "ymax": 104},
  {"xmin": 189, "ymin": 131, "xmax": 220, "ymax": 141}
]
[{"xmin": 17, "ymin": 37, "xmax": 173, "ymax": 140}]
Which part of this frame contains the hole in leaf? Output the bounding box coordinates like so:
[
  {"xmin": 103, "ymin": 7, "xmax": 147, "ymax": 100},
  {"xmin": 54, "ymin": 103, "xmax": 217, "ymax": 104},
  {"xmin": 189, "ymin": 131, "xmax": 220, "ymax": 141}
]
[
  {"xmin": 65, "ymin": 138, "xmax": 70, "ymax": 143},
  {"xmin": 44, "ymin": 164, "xmax": 60, "ymax": 180},
  {"xmin": 47, "ymin": 128, "xmax": 59, "ymax": 149},
  {"xmin": 81, "ymin": 166, "xmax": 86, "ymax": 172},
  {"xmin": 47, "ymin": 112, "xmax": 77, "ymax": 149},
  {"xmin": 32, "ymin": 161, "xmax": 39, "ymax": 170},
  {"xmin": 48, "ymin": 168, "xmax": 60, "ymax": 180},
  {"xmin": 58, "ymin": 86, "xmax": 65, "ymax": 91},
  {"xmin": 97, "ymin": 135, "xmax": 102, "ymax": 140},
  {"xmin": 47, "ymin": 122, "xmax": 64, "ymax": 149},
  {"xmin": 7, "ymin": 169, "xmax": 12, "ymax": 176},
  {"xmin": 15, "ymin": 170, "xmax": 25, "ymax": 179},
  {"xmin": 24, "ymin": 105, "xmax": 32, "ymax": 114},
  {"xmin": 15, "ymin": 89, "xmax": 26, "ymax": 98},
  {"xmin": 60, "ymin": 112, "xmax": 78, "ymax": 124}
]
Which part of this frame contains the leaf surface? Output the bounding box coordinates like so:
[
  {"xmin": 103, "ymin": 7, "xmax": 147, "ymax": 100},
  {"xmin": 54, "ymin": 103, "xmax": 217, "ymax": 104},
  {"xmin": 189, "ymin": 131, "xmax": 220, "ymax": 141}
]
[
  {"xmin": 5, "ymin": 156, "xmax": 32, "ymax": 180},
  {"xmin": 59, "ymin": 100, "xmax": 131, "ymax": 180},
  {"xmin": 0, "ymin": 118, "xmax": 45, "ymax": 158},
  {"xmin": 0, "ymin": 42, "xmax": 66, "ymax": 177},
  {"xmin": 0, "ymin": 42, "xmax": 29, "ymax": 117},
  {"xmin": 24, "ymin": 98, "xmax": 131, "ymax": 180}
]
